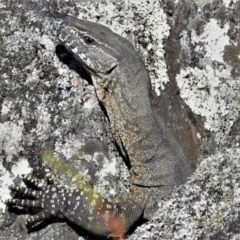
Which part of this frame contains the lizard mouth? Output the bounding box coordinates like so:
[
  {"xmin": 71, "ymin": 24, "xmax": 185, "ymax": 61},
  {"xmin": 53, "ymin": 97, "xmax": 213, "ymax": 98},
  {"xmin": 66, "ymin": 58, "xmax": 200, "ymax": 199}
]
[
  {"xmin": 82, "ymin": 65, "xmax": 102, "ymax": 78},
  {"xmin": 106, "ymin": 65, "xmax": 117, "ymax": 74},
  {"xmin": 83, "ymin": 63, "xmax": 118, "ymax": 78}
]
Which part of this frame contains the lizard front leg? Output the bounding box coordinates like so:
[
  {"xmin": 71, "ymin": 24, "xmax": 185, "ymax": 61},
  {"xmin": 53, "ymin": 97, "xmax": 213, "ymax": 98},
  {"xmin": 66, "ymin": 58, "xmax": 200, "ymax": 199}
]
[{"xmin": 6, "ymin": 170, "xmax": 148, "ymax": 237}]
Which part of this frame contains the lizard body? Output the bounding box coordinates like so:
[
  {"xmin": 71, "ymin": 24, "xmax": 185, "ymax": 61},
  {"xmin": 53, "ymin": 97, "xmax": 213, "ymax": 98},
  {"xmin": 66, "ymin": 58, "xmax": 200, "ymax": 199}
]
[{"xmin": 7, "ymin": 13, "xmax": 194, "ymax": 238}]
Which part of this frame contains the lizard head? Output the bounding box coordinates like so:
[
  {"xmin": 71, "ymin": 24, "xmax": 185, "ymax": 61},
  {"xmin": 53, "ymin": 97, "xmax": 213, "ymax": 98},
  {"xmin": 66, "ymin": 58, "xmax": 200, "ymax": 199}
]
[
  {"xmin": 50, "ymin": 13, "xmax": 131, "ymax": 78},
  {"xmin": 49, "ymin": 13, "xmax": 147, "ymax": 108}
]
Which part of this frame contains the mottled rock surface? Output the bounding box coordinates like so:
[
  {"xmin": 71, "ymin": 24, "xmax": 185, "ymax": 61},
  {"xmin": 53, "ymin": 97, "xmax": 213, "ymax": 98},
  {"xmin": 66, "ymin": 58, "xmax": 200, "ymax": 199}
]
[{"xmin": 0, "ymin": 0, "xmax": 239, "ymax": 239}]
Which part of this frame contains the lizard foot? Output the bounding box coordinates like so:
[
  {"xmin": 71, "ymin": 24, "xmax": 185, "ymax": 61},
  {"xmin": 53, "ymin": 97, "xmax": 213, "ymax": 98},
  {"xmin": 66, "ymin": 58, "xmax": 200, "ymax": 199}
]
[{"xmin": 6, "ymin": 170, "xmax": 66, "ymax": 227}]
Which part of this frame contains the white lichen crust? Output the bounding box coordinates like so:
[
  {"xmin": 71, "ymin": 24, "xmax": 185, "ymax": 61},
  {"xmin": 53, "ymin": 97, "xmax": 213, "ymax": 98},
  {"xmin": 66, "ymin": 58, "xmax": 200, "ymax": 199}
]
[
  {"xmin": 176, "ymin": 19, "xmax": 240, "ymax": 145},
  {"xmin": 176, "ymin": 66, "xmax": 240, "ymax": 145}
]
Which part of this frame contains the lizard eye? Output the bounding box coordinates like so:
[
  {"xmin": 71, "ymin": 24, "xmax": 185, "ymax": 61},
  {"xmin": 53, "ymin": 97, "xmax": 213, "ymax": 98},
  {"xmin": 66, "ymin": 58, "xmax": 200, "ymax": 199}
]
[{"xmin": 84, "ymin": 36, "xmax": 95, "ymax": 44}]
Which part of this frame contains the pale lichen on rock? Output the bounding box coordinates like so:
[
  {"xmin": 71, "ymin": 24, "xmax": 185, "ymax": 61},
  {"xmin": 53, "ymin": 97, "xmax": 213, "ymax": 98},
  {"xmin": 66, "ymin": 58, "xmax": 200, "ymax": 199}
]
[
  {"xmin": 176, "ymin": 66, "xmax": 240, "ymax": 144},
  {"xmin": 176, "ymin": 14, "xmax": 240, "ymax": 145}
]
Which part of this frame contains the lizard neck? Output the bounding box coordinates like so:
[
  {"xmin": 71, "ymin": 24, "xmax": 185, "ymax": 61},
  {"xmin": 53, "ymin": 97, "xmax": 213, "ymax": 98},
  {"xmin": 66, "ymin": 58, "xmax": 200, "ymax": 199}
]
[{"xmin": 96, "ymin": 54, "xmax": 159, "ymax": 164}]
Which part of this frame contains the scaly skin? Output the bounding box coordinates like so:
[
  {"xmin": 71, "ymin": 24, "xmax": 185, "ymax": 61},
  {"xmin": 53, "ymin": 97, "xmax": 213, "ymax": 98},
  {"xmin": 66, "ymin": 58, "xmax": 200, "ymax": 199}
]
[{"xmin": 7, "ymin": 13, "xmax": 194, "ymax": 238}]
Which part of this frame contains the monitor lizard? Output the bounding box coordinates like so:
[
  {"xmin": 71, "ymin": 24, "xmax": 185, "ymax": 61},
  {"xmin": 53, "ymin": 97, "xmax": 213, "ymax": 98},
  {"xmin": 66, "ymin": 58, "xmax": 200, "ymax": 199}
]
[{"xmin": 6, "ymin": 13, "xmax": 194, "ymax": 238}]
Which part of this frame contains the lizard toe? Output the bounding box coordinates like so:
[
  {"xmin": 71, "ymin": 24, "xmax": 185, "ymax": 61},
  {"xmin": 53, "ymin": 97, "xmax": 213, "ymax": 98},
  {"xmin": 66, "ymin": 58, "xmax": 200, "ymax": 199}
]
[
  {"xmin": 9, "ymin": 184, "xmax": 41, "ymax": 198},
  {"xmin": 6, "ymin": 198, "xmax": 42, "ymax": 208},
  {"xmin": 26, "ymin": 211, "xmax": 51, "ymax": 227}
]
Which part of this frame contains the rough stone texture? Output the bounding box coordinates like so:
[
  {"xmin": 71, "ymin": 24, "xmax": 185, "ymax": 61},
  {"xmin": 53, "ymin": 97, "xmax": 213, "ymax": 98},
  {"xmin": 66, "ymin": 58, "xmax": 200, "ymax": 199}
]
[{"xmin": 0, "ymin": 0, "xmax": 239, "ymax": 239}]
